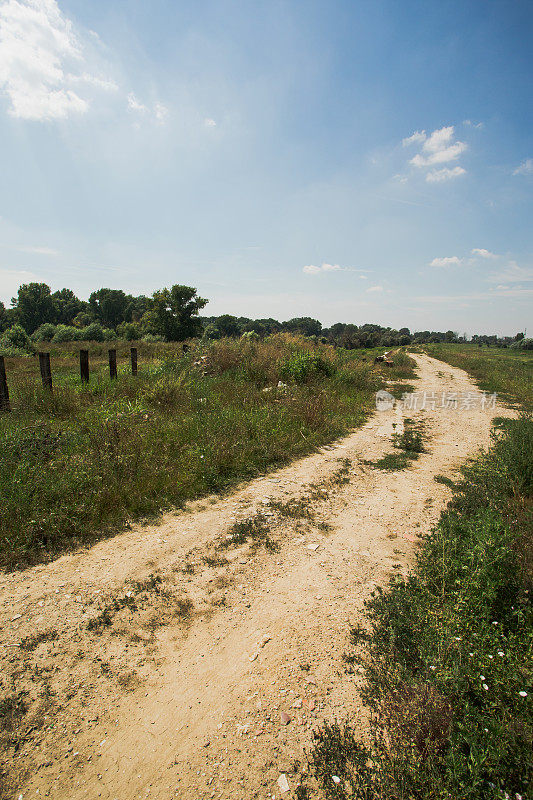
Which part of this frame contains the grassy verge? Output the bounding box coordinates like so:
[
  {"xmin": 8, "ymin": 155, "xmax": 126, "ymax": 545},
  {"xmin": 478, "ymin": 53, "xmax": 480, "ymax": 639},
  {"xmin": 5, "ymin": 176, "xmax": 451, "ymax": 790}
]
[
  {"xmin": 424, "ymin": 344, "xmax": 533, "ymax": 408},
  {"xmin": 306, "ymin": 414, "xmax": 533, "ymax": 799},
  {"xmin": 0, "ymin": 337, "xmax": 415, "ymax": 570}
]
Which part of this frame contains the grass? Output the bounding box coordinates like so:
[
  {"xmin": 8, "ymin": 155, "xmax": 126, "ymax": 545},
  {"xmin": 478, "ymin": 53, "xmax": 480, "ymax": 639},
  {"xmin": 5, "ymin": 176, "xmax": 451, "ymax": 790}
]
[
  {"xmin": 305, "ymin": 414, "xmax": 533, "ymax": 800},
  {"xmin": 0, "ymin": 336, "xmax": 415, "ymax": 570},
  {"xmin": 366, "ymin": 420, "xmax": 427, "ymax": 471},
  {"xmin": 425, "ymin": 343, "xmax": 533, "ymax": 408}
]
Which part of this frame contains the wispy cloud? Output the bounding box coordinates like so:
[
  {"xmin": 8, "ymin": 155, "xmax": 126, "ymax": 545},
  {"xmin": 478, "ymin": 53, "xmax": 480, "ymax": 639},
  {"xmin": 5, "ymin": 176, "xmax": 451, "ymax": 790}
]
[
  {"xmin": 403, "ymin": 126, "xmax": 467, "ymax": 183},
  {"xmin": 127, "ymin": 93, "xmax": 168, "ymax": 124},
  {"xmin": 487, "ymin": 262, "xmax": 533, "ymax": 285},
  {"xmin": 302, "ymin": 262, "xmax": 368, "ymax": 275},
  {"xmin": 463, "ymin": 119, "xmax": 483, "ymax": 129},
  {"xmin": 513, "ymin": 158, "xmax": 533, "ymax": 176},
  {"xmin": 17, "ymin": 245, "xmax": 59, "ymax": 256},
  {"xmin": 429, "ymin": 256, "xmax": 462, "ymax": 267},
  {"xmin": 366, "ymin": 285, "xmax": 383, "ymax": 293},
  {"xmin": 204, "ymin": 117, "xmax": 217, "ymax": 127}
]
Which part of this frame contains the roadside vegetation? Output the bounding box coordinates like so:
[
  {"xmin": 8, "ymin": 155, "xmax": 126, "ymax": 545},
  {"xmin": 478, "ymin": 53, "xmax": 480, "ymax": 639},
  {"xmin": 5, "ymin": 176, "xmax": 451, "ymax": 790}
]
[
  {"xmin": 424, "ymin": 343, "xmax": 533, "ymax": 408},
  {"xmin": 306, "ymin": 413, "xmax": 533, "ymax": 800},
  {"xmin": 0, "ymin": 336, "xmax": 414, "ymax": 570}
]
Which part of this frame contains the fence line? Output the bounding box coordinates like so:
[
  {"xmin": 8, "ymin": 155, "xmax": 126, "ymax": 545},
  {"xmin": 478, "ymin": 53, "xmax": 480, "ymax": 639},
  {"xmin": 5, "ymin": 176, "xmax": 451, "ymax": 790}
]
[{"xmin": 0, "ymin": 346, "xmax": 191, "ymax": 412}]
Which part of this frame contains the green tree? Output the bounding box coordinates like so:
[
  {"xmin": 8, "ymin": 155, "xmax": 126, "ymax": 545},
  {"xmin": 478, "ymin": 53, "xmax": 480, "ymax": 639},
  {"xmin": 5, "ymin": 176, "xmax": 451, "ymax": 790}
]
[
  {"xmin": 214, "ymin": 314, "xmax": 240, "ymax": 337},
  {"xmin": 88, "ymin": 289, "xmax": 129, "ymax": 328},
  {"xmin": 150, "ymin": 285, "xmax": 208, "ymax": 341},
  {"xmin": 12, "ymin": 282, "xmax": 57, "ymax": 334},
  {"xmin": 52, "ymin": 288, "xmax": 86, "ymax": 325},
  {"xmin": 282, "ymin": 317, "xmax": 322, "ymax": 337}
]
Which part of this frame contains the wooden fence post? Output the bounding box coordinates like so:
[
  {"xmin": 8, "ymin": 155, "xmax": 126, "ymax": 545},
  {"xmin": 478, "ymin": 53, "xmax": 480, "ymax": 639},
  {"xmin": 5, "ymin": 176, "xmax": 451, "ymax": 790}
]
[
  {"xmin": 130, "ymin": 347, "xmax": 138, "ymax": 376},
  {"xmin": 0, "ymin": 355, "xmax": 10, "ymax": 412},
  {"xmin": 80, "ymin": 349, "xmax": 89, "ymax": 384},
  {"xmin": 39, "ymin": 352, "xmax": 53, "ymax": 391},
  {"xmin": 109, "ymin": 349, "xmax": 117, "ymax": 380}
]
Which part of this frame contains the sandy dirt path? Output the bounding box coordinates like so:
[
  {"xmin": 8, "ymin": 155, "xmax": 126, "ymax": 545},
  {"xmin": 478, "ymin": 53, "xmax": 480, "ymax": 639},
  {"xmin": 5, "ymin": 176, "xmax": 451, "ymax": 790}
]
[{"xmin": 0, "ymin": 355, "xmax": 509, "ymax": 800}]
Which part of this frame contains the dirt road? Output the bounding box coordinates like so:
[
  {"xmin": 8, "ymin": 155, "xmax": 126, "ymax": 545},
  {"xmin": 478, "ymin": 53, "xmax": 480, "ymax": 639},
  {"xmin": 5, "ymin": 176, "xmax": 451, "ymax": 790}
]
[{"xmin": 0, "ymin": 354, "xmax": 509, "ymax": 799}]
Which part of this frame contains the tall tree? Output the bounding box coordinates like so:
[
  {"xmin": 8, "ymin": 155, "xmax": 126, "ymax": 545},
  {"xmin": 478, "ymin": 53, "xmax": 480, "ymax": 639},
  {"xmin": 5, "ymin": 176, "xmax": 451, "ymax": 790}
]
[
  {"xmin": 12, "ymin": 282, "xmax": 56, "ymax": 333},
  {"xmin": 52, "ymin": 288, "xmax": 86, "ymax": 325},
  {"xmin": 88, "ymin": 289, "xmax": 129, "ymax": 328},
  {"xmin": 282, "ymin": 317, "xmax": 322, "ymax": 337},
  {"xmin": 151, "ymin": 285, "xmax": 208, "ymax": 341}
]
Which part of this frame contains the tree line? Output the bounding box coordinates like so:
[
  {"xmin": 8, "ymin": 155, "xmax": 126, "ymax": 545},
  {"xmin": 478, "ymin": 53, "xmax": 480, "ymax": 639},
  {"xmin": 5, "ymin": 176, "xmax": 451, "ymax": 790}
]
[{"xmin": 0, "ymin": 281, "xmax": 530, "ymax": 351}]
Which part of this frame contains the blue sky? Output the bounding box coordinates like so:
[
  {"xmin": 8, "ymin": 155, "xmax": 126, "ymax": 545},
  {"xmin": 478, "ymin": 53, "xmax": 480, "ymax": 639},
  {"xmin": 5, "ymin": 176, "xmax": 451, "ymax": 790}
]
[{"xmin": 0, "ymin": 0, "xmax": 532, "ymax": 335}]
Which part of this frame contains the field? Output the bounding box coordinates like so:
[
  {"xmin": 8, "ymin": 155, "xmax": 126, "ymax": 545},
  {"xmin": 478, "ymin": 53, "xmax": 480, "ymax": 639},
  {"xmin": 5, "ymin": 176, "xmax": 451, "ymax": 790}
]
[
  {"xmin": 424, "ymin": 343, "xmax": 533, "ymax": 407},
  {"xmin": 0, "ymin": 336, "xmax": 414, "ymax": 570}
]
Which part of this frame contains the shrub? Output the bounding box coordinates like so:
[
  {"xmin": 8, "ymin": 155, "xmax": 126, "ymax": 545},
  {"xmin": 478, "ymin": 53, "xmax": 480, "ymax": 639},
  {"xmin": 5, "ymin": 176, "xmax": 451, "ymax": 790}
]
[
  {"xmin": 117, "ymin": 322, "xmax": 141, "ymax": 341},
  {"xmin": 31, "ymin": 323, "xmax": 57, "ymax": 342},
  {"xmin": 278, "ymin": 351, "xmax": 335, "ymax": 384},
  {"xmin": 0, "ymin": 324, "xmax": 35, "ymax": 354},
  {"xmin": 79, "ymin": 322, "xmax": 105, "ymax": 342},
  {"xmin": 142, "ymin": 333, "xmax": 165, "ymax": 342},
  {"xmin": 102, "ymin": 328, "xmax": 118, "ymax": 341},
  {"xmin": 52, "ymin": 325, "xmax": 80, "ymax": 343}
]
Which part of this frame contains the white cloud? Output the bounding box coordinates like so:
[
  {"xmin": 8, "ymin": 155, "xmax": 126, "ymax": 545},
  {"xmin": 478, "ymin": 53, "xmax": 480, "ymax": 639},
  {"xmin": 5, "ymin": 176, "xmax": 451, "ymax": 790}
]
[
  {"xmin": 513, "ymin": 158, "xmax": 533, "ymax": 176},
  {"xmin": 404, "ymin": 125, "xmax": 467, "ymax": 182},
  {"xmin": 471, "ymin": 248, "xmax": 497, "ymax": 259},
  {"xmin": 463, "ymin": 119, "xmax": 483, "ymax": 129},
  {"xmin": 204, "ymin": 117, "xmax": 217, "ymax": 127},
  {"xmin": 302, "ymin": 262, "xmax": 368, "ymax": 276},
  {"xmin": 303, "ymin": 263, "xmax": 341, "ymax": 274},
  {"xmin": 127, "ymin": 93, "xmax": 169, "ymax": 125},
  {"xmin": 0, "ymin": 0, "xmax": 117, "ymax": 121},
  {"xmin": 366, "ymin": 285, "xmax": 383, "ymax": 293},
  {"xmin": 127, "ymin": 92, "xmax": 147, "ymax": 113},
  {"xmin": 154, "ymin": 102, "xmax": 168, "ymax": 124},
  {"xmin": 425, "ymin": 166, "xmax": 466, "ymax": 183},
  {"xmin": 402, "ymin": 130, "xmax": 426, "ymax": 146},
  {"xmin": 429, "ymin": 256, "xmax": 462, "ymax": 268}
]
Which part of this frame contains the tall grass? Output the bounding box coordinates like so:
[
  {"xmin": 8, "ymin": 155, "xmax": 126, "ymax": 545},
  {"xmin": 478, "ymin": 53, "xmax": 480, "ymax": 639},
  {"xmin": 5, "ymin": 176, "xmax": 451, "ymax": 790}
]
[
  {"xmin": 0, "ymin": 337, "xmax": 410, "ymax": 570},
  {"xmin": 307, "ymin": 415, "xmax": 533, "ymax": 799}
]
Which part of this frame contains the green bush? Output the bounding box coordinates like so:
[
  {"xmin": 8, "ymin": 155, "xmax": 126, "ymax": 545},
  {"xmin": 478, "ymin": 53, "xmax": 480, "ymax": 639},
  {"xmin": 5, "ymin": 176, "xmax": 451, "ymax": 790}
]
[
  {"xmin": 52, "ymin": 325, "xmax": 81, "ymax": 343},
  {"xmin": 117, "ymin": 322, "xmax": 141, "ymax": 341},
  {"xmin": 31, "ymin": 323, "xmax": 57, "ymax": 342},
  {"xmin": 102, "ymin": 328, "xmax": 118, "ymax": 341},
  {"xmin": 79, "ymin": 322, "xmax": 105, "ymax": 342},
  {"xmin": 0, "ymin": 324, "xmax": 35, "ymax": 354},
  {"xmin": 278, "ymin": 351, "xmax": 335, "ymax": 384}
]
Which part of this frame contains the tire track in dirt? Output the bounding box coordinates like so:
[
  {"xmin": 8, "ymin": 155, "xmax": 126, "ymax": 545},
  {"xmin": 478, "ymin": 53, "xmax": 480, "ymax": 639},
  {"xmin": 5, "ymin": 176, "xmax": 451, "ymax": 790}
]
[{"xmin": 0, "ymin": 355, "xmax": 511, "ymax": 799}]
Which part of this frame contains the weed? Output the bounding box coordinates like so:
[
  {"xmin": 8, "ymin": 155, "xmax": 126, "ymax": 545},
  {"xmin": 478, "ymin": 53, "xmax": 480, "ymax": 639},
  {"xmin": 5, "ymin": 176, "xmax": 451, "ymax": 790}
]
[
  {"xmin": 0, "ymin": 692, "xmax": 28, "ymax": 730},
  {"xmin": 202, "ymin": 555, "xmax": 230, "ymax": 567},
  {"xmin": 19, "ymin": 629, "xmax": 59, "ymax": 651},
  {"xmin": 434, "ymin": 474, "xmax": 455, "ymax": 488},
  {"xmin": 222, "ymin": 514, "xmax": 279, "ymax": 551}
]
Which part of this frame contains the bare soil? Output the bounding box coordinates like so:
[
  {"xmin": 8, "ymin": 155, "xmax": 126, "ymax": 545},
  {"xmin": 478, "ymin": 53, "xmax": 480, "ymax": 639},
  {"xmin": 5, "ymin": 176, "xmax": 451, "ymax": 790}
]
[{"xmin": 0, "ymin": 355, "xmax": 511, "ymax": 799}]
